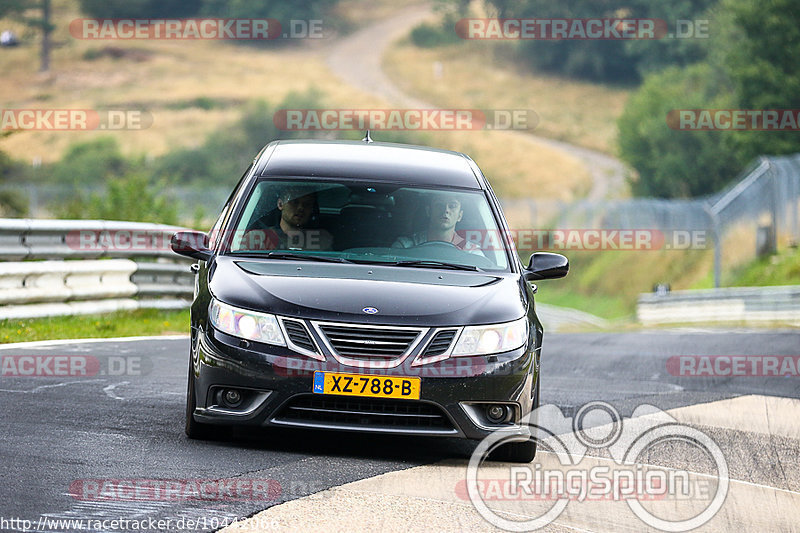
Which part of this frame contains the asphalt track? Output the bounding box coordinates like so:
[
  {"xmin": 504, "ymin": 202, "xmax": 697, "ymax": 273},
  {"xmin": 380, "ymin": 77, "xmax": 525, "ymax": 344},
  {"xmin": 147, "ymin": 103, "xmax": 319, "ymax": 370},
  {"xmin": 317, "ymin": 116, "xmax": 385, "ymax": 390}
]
[{"xmin": 1, "ymin": 330, "xmax": 798, "ymax": 532}]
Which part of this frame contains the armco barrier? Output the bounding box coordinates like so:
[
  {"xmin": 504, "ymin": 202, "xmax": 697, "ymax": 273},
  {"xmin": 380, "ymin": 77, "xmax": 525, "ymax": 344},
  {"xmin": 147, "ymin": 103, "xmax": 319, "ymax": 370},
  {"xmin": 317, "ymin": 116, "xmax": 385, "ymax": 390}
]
[
  {"xmin": 0, "ymin": 219, "xmax": 193, "ymax": 320},
  {"xmin": 637, "ymin": 285, "xmax": 800, "ymax": 326},
  {"xmin": 0, "ymin": 219, "xmax": 184, "ymax": 260}
]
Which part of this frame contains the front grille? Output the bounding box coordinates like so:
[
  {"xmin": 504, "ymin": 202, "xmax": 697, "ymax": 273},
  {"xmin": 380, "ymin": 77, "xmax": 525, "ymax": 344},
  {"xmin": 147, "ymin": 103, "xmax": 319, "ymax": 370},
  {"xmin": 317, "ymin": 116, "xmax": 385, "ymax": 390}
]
[
  {"xmin": 317, "ymin": 324, "xmax": 421, "ymax": 360},
  {"xmin": 283, "ymin": 319, "xmax": 316, "ymax": 353},
  {"xmin": 423, "ymin": 330, "xmax": 457, "ymax": 356},
  {"xmin": 273, "ymin": 395, "xmax": 455, "ymax": 433}
]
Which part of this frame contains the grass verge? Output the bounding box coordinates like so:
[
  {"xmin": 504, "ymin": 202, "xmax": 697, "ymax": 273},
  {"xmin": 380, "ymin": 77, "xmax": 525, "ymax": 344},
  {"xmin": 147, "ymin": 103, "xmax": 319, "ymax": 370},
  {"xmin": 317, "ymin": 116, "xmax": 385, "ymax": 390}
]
[
  {"xmin": 524, "ymin": 247, "xmax": 714, "ymax": 321},
  {"xmin": 383, "ymin": 39, "xmax": 631, "ymax": 155},
  {"xmin": 0, "ymin": 308, "xmax": 189, "ymax": 344},
  {"xmin": 0, "ymin": 0, "xmax": 590, "ymax": 203},
  {"xmin": 730, "ymin": 245, "xmax": 800, "ymax": 287}
]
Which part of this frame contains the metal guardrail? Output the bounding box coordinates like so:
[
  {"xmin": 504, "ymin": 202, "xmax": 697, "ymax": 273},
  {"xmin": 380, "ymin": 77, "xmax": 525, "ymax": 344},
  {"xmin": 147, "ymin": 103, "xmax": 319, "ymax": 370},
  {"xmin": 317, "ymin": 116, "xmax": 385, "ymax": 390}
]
[
  {"xmin": 637, "ymin": 286, "xmax": 800, "ymax": 326},
  {"xmin": 0, "ymin": 219, "xmax": 186, "ymax": 260},
  {"xmin": 0, "ymin": 219, "xmax": 193, "ymax": 320}
]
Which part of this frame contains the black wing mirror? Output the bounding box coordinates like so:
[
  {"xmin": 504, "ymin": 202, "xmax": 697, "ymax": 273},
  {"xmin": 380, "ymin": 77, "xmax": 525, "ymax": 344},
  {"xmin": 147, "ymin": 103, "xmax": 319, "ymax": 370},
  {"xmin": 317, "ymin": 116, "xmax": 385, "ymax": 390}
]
[
  {"xmin": 170, "ymin": 231, "xmax": 212, "ymax": 261},
  {"xmin": 524, "ymin": 252, "xmax": 569, "ymax": 281}
]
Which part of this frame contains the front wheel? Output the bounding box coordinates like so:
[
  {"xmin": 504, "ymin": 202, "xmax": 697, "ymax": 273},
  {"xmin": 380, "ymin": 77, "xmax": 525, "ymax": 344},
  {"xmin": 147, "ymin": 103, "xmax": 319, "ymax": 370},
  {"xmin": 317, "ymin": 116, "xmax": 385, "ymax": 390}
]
[
  {"xmin": 185, "ymin": 364, "xmax": 215, "ymax": 439},
  {"xmin": 487, "ymin": 438, "xmax": 537, "ymax": 463}
]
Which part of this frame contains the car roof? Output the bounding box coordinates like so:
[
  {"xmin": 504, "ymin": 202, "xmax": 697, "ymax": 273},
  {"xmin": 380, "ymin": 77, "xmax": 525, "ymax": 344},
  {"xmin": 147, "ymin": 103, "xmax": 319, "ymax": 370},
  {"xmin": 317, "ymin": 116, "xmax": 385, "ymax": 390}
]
[{"xmin": 255, "ymin": 139, "xmax": 485, "ymax": 189}]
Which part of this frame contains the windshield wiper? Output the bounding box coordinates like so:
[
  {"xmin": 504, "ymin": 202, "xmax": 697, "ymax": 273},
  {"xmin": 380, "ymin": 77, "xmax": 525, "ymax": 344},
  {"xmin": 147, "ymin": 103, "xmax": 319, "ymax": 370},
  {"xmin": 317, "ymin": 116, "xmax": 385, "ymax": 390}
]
[
  {"xmin": 265, "ymin": 251, "xmax": 351, "ymax": 263},
  {"xmin": 388, "ymin": 260, "xmax": 480, "ymax": 272}
]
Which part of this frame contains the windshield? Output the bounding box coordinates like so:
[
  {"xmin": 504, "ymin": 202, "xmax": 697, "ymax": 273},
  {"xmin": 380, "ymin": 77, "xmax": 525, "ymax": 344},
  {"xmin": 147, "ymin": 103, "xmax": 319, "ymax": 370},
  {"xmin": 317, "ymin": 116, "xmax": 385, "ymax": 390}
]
[{"xmin": 225, "ymin": 179, "xmax": 511, "ymax": 271}]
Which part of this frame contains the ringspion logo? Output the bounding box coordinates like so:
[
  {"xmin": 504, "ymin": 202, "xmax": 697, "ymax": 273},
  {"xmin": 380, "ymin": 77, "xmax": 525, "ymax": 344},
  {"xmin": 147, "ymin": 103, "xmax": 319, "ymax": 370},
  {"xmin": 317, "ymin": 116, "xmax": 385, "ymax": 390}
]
[{"xmin": 465, "ymin": 401, "xmax": 728, "ymax": 531}]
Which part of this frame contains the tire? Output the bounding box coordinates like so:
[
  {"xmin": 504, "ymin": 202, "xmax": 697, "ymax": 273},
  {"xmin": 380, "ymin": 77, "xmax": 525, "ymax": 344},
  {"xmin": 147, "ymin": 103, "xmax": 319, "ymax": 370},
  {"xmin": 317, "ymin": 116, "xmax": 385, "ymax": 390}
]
[
  {"xmin": 185, "ymin": 364, "xmax": 215, "ymax": 439},
  {"xmin": 487, "ymin": 437, "xmax": 537, "ymax": 463}
]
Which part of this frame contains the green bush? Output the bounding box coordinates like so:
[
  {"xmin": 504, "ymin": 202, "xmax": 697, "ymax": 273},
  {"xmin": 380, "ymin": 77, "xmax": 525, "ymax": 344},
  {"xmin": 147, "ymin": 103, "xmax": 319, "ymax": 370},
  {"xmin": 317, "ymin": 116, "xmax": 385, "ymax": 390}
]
[
  {"xmin": 58, "ymin": 172, "xmax": 178, "ymax": 224},
  {"xmin": 480, "ymin": 0, "xmax": 715, "ymax": 83},
  {"xmin": 78, "ymin": 0, "xmax": 200, "ymax": 18},
  {"xmin": 48, "ymin": 137, "xmax": 129, "ymax": 185},
  {"xmin": 716, "ymin": 0, "xmax": 800, "ymax": 162},
  {"xmin": 410, "ymin": 21, "xmax": 462, "ymax": 48},
  {"xmin": 0, "ymin": 190, "xmax": 28, "ymax": 217},
  {"xmin": 618, "ymin": 0, "xmax": 800, "ymax": 198},
  {"xmin": 618, "ymin": 64, "xmax": 742, "ymax": 197},
  {"xmin": 155, "ymin": 89, "xmax": 326, "ymax": 185}
]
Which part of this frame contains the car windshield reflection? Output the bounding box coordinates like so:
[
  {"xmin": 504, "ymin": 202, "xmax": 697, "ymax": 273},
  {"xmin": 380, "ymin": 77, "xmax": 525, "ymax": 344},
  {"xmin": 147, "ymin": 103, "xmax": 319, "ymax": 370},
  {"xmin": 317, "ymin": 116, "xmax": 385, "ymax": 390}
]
[{"xmin": 226, "ymin": 180, "xmax": 510, "ymax": 271}]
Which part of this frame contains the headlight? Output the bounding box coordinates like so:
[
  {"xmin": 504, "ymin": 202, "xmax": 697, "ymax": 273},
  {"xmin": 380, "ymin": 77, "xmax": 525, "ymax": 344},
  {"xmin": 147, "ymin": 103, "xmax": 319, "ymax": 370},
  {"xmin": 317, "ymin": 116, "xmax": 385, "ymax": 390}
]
[
  {"xmin": 209, "ymin": 299, "xmax": 286, "ymax": 346},
  {"xmin": 451, "ymin": 317, "xmax": 528, "ymax": 356}
]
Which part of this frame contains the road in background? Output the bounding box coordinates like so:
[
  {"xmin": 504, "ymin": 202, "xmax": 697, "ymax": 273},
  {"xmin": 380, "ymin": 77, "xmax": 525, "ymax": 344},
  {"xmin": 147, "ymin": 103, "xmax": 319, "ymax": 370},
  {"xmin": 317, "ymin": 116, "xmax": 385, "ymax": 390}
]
[{"xmin": 325, "ymin": 5, "xmax": 629, "ymax": 201}]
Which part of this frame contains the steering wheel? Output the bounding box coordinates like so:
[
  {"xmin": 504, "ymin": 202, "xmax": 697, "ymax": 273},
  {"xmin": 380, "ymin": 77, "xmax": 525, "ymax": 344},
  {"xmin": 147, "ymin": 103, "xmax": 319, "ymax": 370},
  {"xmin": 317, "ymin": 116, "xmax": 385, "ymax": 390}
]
[{"xmin": 414, "ymin": 240, "xmax": 461, "ymax": 249}]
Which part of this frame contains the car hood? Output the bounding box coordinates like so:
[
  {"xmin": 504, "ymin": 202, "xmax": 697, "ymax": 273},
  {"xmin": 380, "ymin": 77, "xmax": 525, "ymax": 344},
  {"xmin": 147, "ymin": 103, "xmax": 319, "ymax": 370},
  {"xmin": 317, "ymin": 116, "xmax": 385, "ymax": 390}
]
[{"xmin": 208, "ymin": 256, "xmax": 526, "ymax": 326}]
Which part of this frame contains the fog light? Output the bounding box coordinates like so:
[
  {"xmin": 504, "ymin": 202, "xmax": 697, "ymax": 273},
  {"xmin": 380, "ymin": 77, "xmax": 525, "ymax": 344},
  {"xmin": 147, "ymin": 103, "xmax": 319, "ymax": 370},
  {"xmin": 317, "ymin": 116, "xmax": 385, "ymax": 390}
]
[
  {"xmin": 220, "ymin": 388, "xmax": 243, "ymax": 408},
  {"xmin": 486, "ymin": 404, "xmax": 511, "ymax": 423}
]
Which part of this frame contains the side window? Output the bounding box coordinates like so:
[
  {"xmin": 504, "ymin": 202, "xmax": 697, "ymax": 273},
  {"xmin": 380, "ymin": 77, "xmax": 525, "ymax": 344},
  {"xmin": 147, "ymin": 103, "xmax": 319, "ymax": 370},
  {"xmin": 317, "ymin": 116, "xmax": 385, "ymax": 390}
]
[
  {"xmin": 208, "ymin": 202, "xmax": 230, "ymax": 249},
  {"xmin": 209, "ymin": 164, "xmax": 252, "ymax": 249}
]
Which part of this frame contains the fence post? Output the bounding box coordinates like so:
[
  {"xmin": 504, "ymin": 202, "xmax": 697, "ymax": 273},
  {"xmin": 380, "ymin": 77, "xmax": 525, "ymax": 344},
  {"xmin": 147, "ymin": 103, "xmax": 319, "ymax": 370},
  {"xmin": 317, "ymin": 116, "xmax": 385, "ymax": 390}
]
[
  {"xmin": 790, "ymin": 156, "xmax": 800, "ymax": 245},
  {"xmin": 703, "ymin": 202, "xmax": 721, "ymax": 288}
]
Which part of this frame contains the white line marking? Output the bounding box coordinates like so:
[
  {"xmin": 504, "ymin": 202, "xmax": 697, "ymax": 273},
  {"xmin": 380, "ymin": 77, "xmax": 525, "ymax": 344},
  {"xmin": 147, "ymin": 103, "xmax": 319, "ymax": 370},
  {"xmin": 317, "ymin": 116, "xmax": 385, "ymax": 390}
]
[
  {"xmin": 0, "ymin": 379, "xmax": 106, "ymax": 394},
  {"xmin": 103, "ymin": 381, "xmax": 130, "ymax": 400},
  {"xmin": 0, "ymin": 334, "xmax": 189, "ymax": 350}
]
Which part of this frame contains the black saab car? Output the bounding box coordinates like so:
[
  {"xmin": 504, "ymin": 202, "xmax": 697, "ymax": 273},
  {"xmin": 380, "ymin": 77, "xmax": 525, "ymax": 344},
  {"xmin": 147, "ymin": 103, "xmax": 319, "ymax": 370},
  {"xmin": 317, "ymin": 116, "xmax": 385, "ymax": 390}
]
[{"xmin": 171, "ymin": 139, "xmax": 568, "ymax": 462}]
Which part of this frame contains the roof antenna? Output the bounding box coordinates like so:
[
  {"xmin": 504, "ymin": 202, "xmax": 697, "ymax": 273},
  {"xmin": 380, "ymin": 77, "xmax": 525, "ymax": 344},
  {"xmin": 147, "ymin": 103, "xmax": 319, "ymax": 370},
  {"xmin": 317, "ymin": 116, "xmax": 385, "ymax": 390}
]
[{"xmin": 362, "ymin": 130, "xmax": 373, "ymax": 144}]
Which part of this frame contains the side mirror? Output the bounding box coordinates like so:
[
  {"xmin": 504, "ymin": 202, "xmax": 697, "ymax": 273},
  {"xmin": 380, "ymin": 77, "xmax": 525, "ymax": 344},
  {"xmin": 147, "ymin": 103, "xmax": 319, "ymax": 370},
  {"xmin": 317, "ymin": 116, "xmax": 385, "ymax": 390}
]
[
  {"xmin": 171, "ymin": 231, "xmax": 212, "ymax": 261},
  {"xmin": 524, "ymin": 252, "xmax": 569, "ymax": 281}
]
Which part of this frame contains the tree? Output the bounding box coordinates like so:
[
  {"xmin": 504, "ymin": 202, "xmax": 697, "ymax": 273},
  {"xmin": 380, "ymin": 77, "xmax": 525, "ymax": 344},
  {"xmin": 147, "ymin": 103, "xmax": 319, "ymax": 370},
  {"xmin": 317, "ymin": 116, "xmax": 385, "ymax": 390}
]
[
  {"xmin": 718, "ymin": 0, "xmax": 800, "ymax": 160},
  {"xmin": 1, "ymin": 0, "xmax": 54, "ymax": 72},
  {"xmin": 59, "ymin": 172, "xmax": 178, "ymax": 224},
  {"xmin": 77, "ymin": 0, "xmax": 200, "ymax": 19},
  {"xmin": 200, "ymin": 0, "xmax": 336, "ymax": 25},
  {"xmin": 478, "ymin": 0, "xmax": 717, "ymax": 82},
  {"xmin": 618, "ymin": 0, "xmax": 800, "ymax": 197},
  {"xmin": 49, "ymin": 137, "xmax": 129, "ymax": 185},
  {"xmin": 623, "ymin": 0, "xmax": 716, "ymax": 78},
  {"xmin": 618, "ymin": 64, "xmax": 742, "ymax": 197}
]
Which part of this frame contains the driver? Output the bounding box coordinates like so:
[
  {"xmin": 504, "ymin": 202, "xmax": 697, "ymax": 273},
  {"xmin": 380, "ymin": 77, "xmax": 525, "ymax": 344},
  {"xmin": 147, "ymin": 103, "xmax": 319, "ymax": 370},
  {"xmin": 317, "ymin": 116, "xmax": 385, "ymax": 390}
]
[{"xmin": 392, "ymin": 193, "xmax": 483, "ymax": 255}]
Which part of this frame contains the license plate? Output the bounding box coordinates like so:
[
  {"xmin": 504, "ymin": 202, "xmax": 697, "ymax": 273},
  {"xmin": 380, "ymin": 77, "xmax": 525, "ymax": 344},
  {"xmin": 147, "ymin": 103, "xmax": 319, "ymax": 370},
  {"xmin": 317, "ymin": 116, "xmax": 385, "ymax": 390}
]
[{"xmin": 313, "ymin": 371, "xmax": 420, "ymax": 400}]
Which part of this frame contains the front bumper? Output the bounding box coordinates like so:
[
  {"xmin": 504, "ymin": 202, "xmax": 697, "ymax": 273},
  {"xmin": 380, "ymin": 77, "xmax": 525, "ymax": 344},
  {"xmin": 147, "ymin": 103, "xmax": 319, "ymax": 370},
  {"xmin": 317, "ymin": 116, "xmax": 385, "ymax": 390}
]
[{"xmin": 190, "ymin": 326, "xmax": 539, "ymax": 441}]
